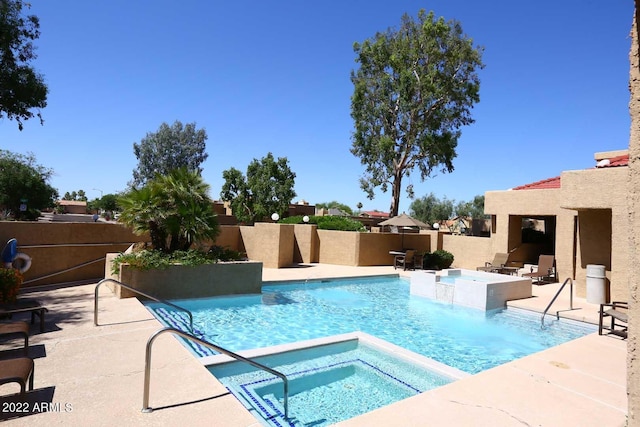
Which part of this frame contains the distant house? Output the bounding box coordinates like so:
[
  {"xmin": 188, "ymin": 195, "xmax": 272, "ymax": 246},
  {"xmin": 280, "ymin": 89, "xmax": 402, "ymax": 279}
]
[
  {"xmin": 57, "ymin": 200, "xmax": 87, "ymax": 214},
  {"xmin": 359, "ymin": 210, "xmax": 390, "ymax": 219}
]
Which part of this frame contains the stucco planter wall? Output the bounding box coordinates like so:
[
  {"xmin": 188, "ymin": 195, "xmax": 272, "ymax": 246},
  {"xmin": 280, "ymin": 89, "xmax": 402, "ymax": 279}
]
[{"xmin": 104, "ymin": 254, "xmax": 262, "ymax": 299}]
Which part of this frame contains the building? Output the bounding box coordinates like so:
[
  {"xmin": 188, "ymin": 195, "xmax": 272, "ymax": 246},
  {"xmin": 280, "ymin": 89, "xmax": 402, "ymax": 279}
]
[{"xmin": 484, "ymin": 149, "xmax": 629, "ymax": 301}]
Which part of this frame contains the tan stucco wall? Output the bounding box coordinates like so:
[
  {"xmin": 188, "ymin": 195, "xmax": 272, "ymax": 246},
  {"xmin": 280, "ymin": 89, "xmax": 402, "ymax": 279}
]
[
  {"xmin": 215, "ymin": 226, "xmax": 242, "ymax": 252},
  {"xmin": 240, "ymin": 223, "xmax": 295, "ymax": 268},
  {"xmin": 628, "ymin": 13, "xmax": 639, "ymax": 423},
  {"xmin": 317, "ymin": 230, "xmax": 359, "ymax": 265},
  {"xmin": 440, "ymin": 235, "xmax": 493, "ymax": 270},
  {"xmin": 0, "ymin": 221, "xmax": 140, "ymax": 288},
  {"xmin": 293, "ymin": 224, "xmax": 319, "ymax": 263},
  {"xmin": 484, "ymin": 188, "xmax": 579, "ymax": 295},
  {"xmin": 561, "ymin": 167, "xmax": 629, "ymax": 300},
  {"xmin": 317, "ymin": 230, "xmax": 430, "ymax": 266}
]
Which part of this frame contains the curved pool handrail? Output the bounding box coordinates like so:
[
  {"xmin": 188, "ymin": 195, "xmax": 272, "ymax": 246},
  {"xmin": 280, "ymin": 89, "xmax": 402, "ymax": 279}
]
[
  {"xmin": 94, "ymin": 278, "xmax": 193, "ymax": 332},
  {"xmin": 142, "ymin": 327, "xmax": 290, "ymax": 419},
  {"xmin": 541, "ymin": 277, "xmax": 573, "ymax": 329}
]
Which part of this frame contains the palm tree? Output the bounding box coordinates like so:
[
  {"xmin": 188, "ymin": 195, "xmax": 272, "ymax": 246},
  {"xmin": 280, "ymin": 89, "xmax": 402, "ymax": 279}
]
[{"xmin": 118, "ymin": 168, "xmax": 220, "ymax": 252}]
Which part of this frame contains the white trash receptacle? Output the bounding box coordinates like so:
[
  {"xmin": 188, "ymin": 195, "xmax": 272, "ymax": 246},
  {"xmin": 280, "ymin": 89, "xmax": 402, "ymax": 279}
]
[{"xmin": 586, "ymin": 264, "xmax": 606, "ymax": 304}]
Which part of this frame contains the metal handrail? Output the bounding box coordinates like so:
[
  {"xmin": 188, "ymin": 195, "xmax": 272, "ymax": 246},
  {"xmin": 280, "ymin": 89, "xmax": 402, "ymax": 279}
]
[
  {"xmin": 541, "ymin": 277, "xmax": 573, "ymax": 328},
  {"xmin": 24, "ymin": 257, "xmax": 105, "ymax": 285},
  {"xmin": 94, "ymin": 278, "xmax": 193, "ymax": 332},
  {"xmin": 142, "ymin": 327, "xmax": 290, "ymax": 419}
]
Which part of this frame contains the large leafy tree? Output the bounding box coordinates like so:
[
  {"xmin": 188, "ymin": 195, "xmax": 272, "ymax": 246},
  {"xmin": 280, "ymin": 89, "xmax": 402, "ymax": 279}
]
[
  {"xmin": 131, "ymin": 120, "xmax": 208, "ymax": 188},
  {"xmin": 220, "ymin": 152, "xmax": 296, "ymax": 225},
  {"xmin": 350, "ymin": 9, "xmax": 483, "ymax": 217},
  {"xmin": 0, "ymin": 0, "xmax": 48, "ymax": 130},
  {"xmin": 0, "ymin": 150, "xmax": 58, "ymax": 219},
  {"xmin": 118, "ymin": 168, "xmax": 219, "ymax": 252},
  {"xmin": 455, "ymin": 195, "xmax": 487, "ymax": 219},
  {"xmin": 409, "ymin": 192, "xmax": 454, "ymax": 225}
]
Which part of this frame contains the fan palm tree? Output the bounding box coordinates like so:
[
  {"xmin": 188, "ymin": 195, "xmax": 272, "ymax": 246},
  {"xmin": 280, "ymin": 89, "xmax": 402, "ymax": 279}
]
[{"xmin": 118, "ymin": 168, "xmax": 219, "ymax": 252}]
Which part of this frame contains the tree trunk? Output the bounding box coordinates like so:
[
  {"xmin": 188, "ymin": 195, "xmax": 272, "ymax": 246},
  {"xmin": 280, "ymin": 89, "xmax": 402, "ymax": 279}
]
[
  {"xmin": 628, "ymin": 4, "xmax": 640, "ymax": 425},
  {"xmin": 389, "ymin": 173, "xmax": 402, "ymax": 217}
]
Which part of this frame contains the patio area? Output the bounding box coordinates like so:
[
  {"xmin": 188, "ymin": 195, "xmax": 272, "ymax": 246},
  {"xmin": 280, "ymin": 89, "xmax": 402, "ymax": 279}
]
[{"xmin": 0, "ymin": 264, "xmax": 628, "ymax": 426}]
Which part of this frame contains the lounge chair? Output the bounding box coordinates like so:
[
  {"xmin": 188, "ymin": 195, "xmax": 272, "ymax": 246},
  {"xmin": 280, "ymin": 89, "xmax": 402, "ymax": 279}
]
[
  {"xmin": 0, "ymin": 321, "xmax": 29, "ymax": 355},
  {"xmin": 0, "ymin": 299, "xmax": 47, "ymax": 333},
  {"xmin": 522, "ymin": 255, "xmax": 556, "ymax": 284},
  {"xmin": 598, "ymin": 301, "xmax": 628, "ymax": 339},
  {"xmin": 0, "ymin": 357, "xmax": 34, "ymax": 395},
  {"xmin": 477, "ymin": 253, "xmax": 509, "ymax": 272},
  {"xmin": 394, "ymin": 250, "xmax": 415, "ymax": 271}
]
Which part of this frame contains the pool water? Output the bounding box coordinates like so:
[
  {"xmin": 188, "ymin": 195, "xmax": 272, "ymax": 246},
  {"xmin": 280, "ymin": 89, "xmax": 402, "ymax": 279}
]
[
  {"xmin": 146, "ymin": 276, "xmax": 596, "ymax": 375},
  {"xmin": 208, "ymin": 339, "xmax": 460, "ymax": 427}
]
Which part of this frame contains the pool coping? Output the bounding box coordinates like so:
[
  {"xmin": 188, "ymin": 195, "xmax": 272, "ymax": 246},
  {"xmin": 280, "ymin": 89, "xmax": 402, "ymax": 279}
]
[
  {"xmin": 4, "ymin": 264, "xmax": 627, "ymax": 427},
  {"xmin": 201, "ymin": 331, "xmax": 470, "ymax": 382}
]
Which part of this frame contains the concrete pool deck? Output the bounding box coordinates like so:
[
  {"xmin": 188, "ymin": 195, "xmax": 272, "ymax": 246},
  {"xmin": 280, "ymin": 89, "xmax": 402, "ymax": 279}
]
[{"xmin": 0, "ymin": 264, "xmax": 627, "ymax": 426}]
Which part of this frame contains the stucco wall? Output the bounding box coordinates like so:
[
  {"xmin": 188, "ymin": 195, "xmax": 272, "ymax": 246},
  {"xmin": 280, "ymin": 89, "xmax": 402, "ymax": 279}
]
[
  {"xmin": 317, "ymin": 230, "xmax": 359, "ymax": 265},
  {"xmin": 0, "ymin": 221, "xmax": 141, "ymax": 288},
  {"xmin": 484, "ymin": 188, "xmax": 579, "ymax": 296},
  {"xmin": 240, "ymin": 223, "xmax": 295, "ymax": 268},
  {"xmin": 562, "ymin": 167, "xmax": 629, "ymax": 300},
  {"xmin": 627, "ymin": 14, "xmax": 639, "ymax": 423},
  {"xmin": 293, "ymin": 224, "xmax": 319, "ymax": 263},
  {"xmin": 317, "ymin": 230, "xmax": 430, "ymax": 266},
  {"xmin": 440, "ymin": 235, "xmax": 493, "ymax": 270},
  {"xmin": 215, "ymin": 225, "xmax": 242, "ymax": 253}
]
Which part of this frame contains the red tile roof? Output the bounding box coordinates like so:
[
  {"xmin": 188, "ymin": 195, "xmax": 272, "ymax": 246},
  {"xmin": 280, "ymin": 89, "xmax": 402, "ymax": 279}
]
[
  {"xmin": 513, "ymin": 153, "xmax": 629, "ymax": 191},
  {"xmin": 360, "ymin": 210, "xmax": 390, "ymax": 218},
  {"xmin": 596, "ymin": 154, "xmax": 629, "ymax": 168},
  {"xmin": 512, "ymin": 176, "xmax": 561, "ymax": 190}
]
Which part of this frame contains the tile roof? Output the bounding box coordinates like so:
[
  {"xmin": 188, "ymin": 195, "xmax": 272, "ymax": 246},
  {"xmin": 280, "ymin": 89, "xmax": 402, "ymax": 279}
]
[
  {"xmin": 596, "ymin": 154, "xmax": 629, "ymax": 168},
  {"xmin": 360, "ymin": 210, "xmax": 390, "ymax": 218},
  {"xmin": 512, "ymin": 152, "xmax": 629, "ymax": 191},
  {"xmin": 512, "ymin": 176, "xmax": 561, "ymax": 190}
]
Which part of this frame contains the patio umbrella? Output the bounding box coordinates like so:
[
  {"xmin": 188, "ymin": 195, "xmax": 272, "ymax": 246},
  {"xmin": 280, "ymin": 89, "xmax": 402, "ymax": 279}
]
[{"xmin": 378, "ymin": 213, "xmax": 430, "ymax": 249}]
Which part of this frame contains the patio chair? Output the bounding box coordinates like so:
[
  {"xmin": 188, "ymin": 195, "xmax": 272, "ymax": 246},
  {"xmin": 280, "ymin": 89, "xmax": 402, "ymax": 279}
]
[
  {"xmin": 522, "ymin": 255, "xmax": 556, "ymax": 284},
  {"xmin": 394, "ymin": 250, "xmax": 416, "ymax": 271},
  {"xmin": 477, "ymin": 253, "xmax": 509, "ymax": 272},
  {"xmin": 0, "ymin": 357, "xmax": 34, "ymax": 395},
  {"xmin": 0, "ymin": 299, "xmax": 47, "ymax": 333},
  {"xmin": 0, "ymin": 321, "xmax": 29, "ymax": 355},
  {"xmin": 598, "ymin": 301, "xmax": 628, "ymax": 339}
]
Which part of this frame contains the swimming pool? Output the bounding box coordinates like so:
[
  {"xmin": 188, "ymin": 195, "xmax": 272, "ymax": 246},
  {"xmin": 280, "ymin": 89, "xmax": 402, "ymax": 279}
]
[
  {"xmin": 207, "ymin": 333, "xmax": 468, "ymax": 427},
  {"xmin": 146, "ymin": 275, "xmax": 596, "ymax": 374}
]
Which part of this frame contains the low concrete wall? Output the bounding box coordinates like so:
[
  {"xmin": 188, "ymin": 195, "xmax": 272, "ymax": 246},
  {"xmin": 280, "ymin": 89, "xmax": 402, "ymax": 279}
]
[
  {"xmin": 0, "ymin": 221, "xmax": 141, "ymax": 288},
  {"xmin": 111, "ymin": 260, "xmax": 263, "ymax": 299}
]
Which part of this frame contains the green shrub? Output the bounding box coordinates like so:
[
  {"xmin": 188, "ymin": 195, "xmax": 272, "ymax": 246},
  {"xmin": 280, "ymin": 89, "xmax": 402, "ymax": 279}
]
[
  {"xmin": 207, "ymin": 245, "xmax": 246, "ymax": 262},
  {"xmin": 0, "ymin": 268, "xmax": 23, "ymax": 303},
  {"xmin": 423, "ymin": 249, "xmax": 454, "ymax": 270},
  {"xmin": 279, "ymin": 215, "xmax": 365, "ymax": 232},
  {"xmin": 110, "ymin": 245, "xmax": 246, "ymax": 274}
]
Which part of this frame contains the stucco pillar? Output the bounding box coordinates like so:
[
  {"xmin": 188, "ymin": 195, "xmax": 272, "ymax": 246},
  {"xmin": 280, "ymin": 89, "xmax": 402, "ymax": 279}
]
[{"xmin": 627, "ymin": 8, "xmax": 640, "ymax": 425}]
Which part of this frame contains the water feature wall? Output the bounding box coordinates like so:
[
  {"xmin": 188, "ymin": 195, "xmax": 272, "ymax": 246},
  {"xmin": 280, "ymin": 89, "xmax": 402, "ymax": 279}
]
[{"xmin": 410, "ymin": 269, "xmax": 532, "ymax": 310}]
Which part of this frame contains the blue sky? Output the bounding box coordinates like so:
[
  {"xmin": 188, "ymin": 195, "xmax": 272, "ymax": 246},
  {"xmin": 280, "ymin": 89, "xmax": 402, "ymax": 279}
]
[{"xmin": 0, "ymin": 1, "xmax": 633, "ymax": 214}]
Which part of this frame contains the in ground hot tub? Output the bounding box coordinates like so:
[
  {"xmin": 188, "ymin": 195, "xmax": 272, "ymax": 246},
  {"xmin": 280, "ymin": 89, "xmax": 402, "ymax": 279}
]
[{"xmin": 410, "ymin": 269, "xmax": 532, "ymax": 310}]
